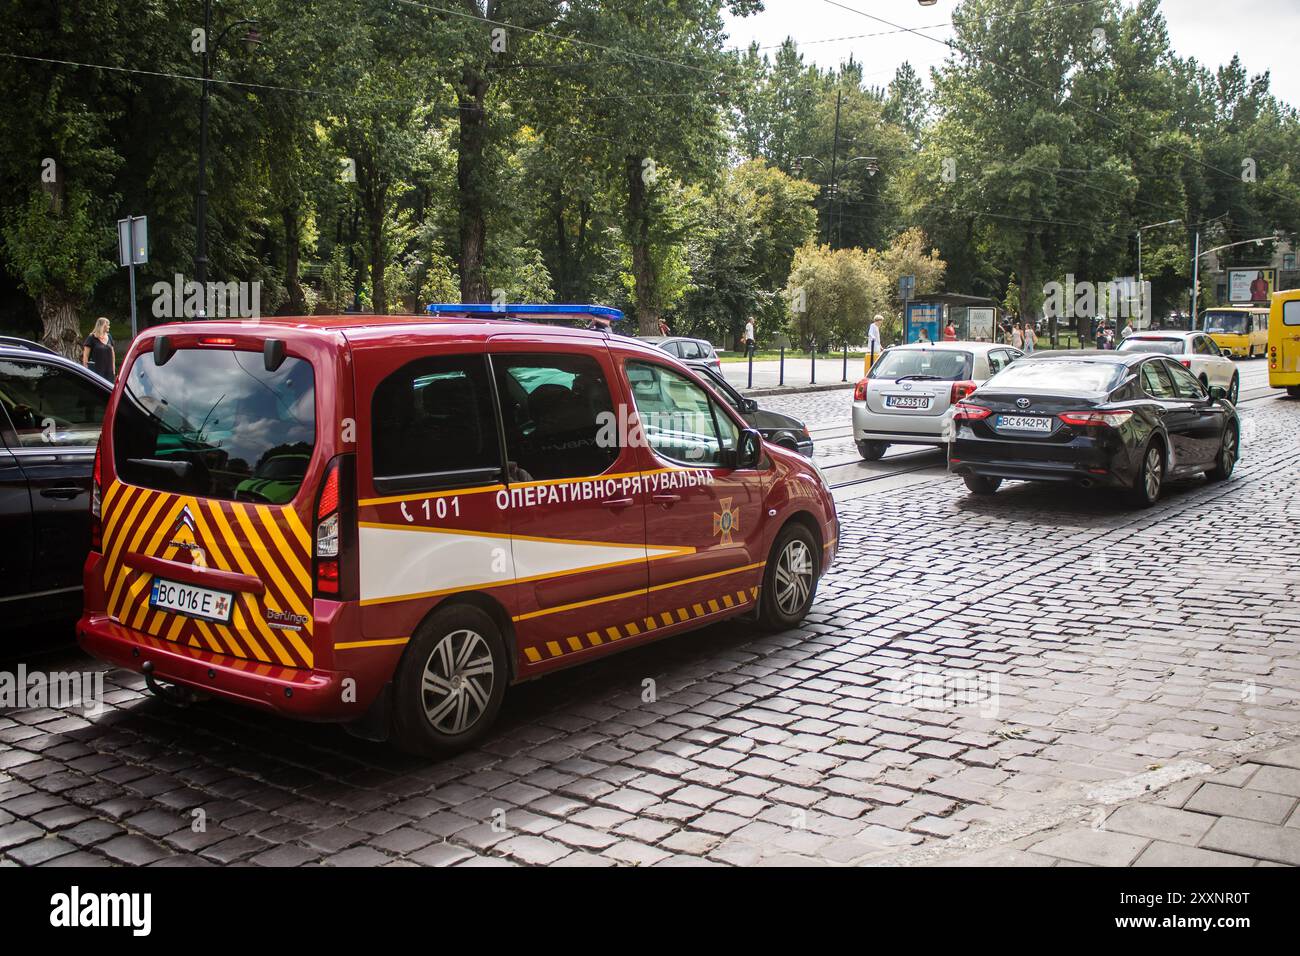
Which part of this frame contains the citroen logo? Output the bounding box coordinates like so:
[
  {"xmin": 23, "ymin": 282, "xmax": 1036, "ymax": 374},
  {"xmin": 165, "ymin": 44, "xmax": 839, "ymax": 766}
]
[
  {"xmin": 1016, "ymin": 398, "xmax": 1031, "ymax": 409},
  {"xmin": 172, "ymin": 505, "xmax": 197, "ymax": 535}
]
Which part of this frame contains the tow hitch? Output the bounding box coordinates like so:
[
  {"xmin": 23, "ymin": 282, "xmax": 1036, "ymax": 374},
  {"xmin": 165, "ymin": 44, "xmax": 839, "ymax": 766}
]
[{"xmin": 141, "ymin": 660, "xmax": 202, "ymax": 707}]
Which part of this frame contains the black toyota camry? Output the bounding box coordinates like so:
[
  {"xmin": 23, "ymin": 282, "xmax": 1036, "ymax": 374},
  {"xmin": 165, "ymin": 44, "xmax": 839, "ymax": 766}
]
[{"xmin": 948, "ymin": 351, "xmax": 1239, "ymax": 507}]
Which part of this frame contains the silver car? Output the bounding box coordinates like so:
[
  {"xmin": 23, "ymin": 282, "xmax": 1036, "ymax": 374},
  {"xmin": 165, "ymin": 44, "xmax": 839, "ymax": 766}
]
[
  {"xmin": 1117, "ymin": 331, "xmax": 1239, "ymax": 402},
  {"xmin": 851, "ymin": 341, "xmax": 1023, "ymax": 460}
]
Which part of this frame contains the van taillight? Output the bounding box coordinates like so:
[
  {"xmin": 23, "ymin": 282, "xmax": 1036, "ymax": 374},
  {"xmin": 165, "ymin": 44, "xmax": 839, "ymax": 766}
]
[
  {"xmin": 314, "ymin": 456, "xmax": 353, "ymax": 599},
  {"xmin": 90, "ymin": 441, "xmax": 103, "ymax": 551},
  {"xmin": 853, "ymin": 378, "xmax": 869, "ymax": 401}
]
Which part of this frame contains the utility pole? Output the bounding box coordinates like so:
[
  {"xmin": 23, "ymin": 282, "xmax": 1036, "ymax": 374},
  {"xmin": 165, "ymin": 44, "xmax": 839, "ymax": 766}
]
[
  {"xmin": 1191, "ymin": 231, "xmax": 1200, "ymax": 329},
  {"xmin": 196, "ymin": 0, "xmax": 213, "ymax": 300},
  {"xmin": 828, "ymin": 89, "xmax": 841, "ymax": 247}
]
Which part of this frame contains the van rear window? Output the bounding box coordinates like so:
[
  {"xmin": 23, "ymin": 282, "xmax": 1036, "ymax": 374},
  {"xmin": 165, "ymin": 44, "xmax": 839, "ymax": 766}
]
[{"xmin": 113, "ymin": 348, "xmax": 315, "ymax": 504}]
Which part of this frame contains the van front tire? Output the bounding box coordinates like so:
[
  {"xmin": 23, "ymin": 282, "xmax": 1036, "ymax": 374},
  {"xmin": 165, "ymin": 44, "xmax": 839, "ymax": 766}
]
[
  {"xmin": 757, "ymin": 523, "xmax": 820, "ymax": 631},
  {"xmin": 391, "ymin": 604, "xmax": 508, "ymax": 757}
]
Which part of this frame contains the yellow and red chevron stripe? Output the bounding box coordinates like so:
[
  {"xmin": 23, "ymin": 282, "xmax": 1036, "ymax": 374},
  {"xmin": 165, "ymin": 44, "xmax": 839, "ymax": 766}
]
[
  {"xmin": 521, "ymin": 585, "xmax": 761, "ymax": 664},
  {"xmin": 99, "ymin": 480, "xmax": 315, "ymax": 669}
]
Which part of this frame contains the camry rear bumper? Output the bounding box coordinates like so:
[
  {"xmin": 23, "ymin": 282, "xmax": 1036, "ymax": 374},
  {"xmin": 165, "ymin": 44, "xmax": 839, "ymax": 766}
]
[
  {"xmin": 949, "ymin": 458, "xmax": 1127, "ymax": 487},
  {"xmin": 950, "ymin": 433, "xmax": 1139, "ymax": 488}
]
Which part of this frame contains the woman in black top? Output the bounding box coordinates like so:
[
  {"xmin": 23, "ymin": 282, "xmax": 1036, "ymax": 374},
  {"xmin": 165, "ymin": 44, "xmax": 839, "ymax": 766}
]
[{"xmin": 82, "ymin": 316, "xmax": 115, "ymax": 380}]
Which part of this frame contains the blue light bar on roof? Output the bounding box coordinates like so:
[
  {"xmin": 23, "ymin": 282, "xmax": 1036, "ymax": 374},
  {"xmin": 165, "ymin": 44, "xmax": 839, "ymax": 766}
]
[{"xmin": 425, "ymin": 303, "xmax": 624, "ymax": 324}]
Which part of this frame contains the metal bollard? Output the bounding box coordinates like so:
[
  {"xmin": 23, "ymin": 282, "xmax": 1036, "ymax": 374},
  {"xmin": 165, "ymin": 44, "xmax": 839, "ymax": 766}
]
[
  {"xmin": 779, "ymin": 346, "xmax": 785, "ymax": 386},
  {"xmin": 842, "ymin": 344, "xmax": 848, "ymax": 382},
  {"xmin": 810, "ymin": 342, "xmax": 816, "ymax": 385},
  {"xmin": 747, "ymin": 348, "xmax": 753, "ymax": 389}
]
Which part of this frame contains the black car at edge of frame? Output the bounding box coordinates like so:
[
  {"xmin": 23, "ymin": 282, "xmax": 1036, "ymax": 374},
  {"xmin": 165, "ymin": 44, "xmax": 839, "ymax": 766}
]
[
  {"xmin": 1, "ymin": 339, "xmax": 113, "ymax": 625},
  {"xmin": 685, "ymin": 359, "xmax": 815, "ymax": 457}
]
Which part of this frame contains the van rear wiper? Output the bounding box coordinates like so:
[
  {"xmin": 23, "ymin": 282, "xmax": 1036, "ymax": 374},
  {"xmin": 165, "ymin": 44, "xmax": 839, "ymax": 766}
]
[{"xmin": 127, "ymin": 458, "xmax": 193, "ymax": 478}]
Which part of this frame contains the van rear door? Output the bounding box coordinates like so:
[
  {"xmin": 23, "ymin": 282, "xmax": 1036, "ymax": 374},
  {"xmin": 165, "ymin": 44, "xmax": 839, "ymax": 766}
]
[{"xmin": 102, "ymin": 334, "xmax": 324, "ymax": 669}]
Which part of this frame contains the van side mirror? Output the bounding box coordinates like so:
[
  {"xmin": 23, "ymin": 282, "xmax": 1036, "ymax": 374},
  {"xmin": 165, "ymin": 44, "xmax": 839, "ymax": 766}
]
[{"xmin": 732, "ymin": 428, "xmax": 762, "ymax": 469}]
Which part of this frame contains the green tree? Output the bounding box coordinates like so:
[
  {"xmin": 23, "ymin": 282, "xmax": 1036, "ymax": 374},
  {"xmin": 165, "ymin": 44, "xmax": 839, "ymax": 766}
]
[
  {"xmin": 2, "ymin": 187, "xmax": 114, "ymax": 356},
  {"xmin": 785, "ymin": 242, "xmax": 887, "ymax": 350}
]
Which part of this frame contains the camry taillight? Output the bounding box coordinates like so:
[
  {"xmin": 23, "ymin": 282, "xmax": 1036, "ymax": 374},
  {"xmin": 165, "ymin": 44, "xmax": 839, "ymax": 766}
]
[
  {"xmin": 314, "ymin": 456, "xmax": 353, "ymax": 598},
  {"xmin": 1179, "ymin": 359, "xmax": 1192, "ymax": 368},
  {"xmin": 1058, "ymin": 410, "xmax": 1134, "ymax": 428},
  {"xmin": 952, "ymin": 402, "xmax": 992, "ymax": 421},
  {"xmin": 90, "ymin": 440, "xmax": 103, "ymax": 551},
  {"xmin": 853, "ymin": 378, "xmax": 869, "ymax": 401},
  {"xmin": 950, "ymin": 380, "xmax": 977, "ymax": 403}
]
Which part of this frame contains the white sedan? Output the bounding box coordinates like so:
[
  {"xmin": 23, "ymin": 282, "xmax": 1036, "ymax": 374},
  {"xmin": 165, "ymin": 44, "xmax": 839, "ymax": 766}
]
[
  {"xmin": 1118, "ymin": 331, "xmax": 1239, "ymax": 402},
  {"xmin": 851, "ymin": 341, "xmax": 1023, "ymax": 459}
]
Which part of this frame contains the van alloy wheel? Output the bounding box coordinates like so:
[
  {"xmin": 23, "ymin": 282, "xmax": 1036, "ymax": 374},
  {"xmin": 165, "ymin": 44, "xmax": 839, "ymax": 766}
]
[
  {"xmin": 774, "ymin": 538, "xmax": 813, "ymax": 616},
  {"xmin": 420, "ymin": 629, "xmax": 495, "ymax": 735}
]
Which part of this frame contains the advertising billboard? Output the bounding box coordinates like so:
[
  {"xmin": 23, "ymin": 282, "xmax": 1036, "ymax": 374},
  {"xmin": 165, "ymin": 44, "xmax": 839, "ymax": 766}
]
[{"xmin": 1228, "ymin": 268, "xmax": 1276, "ymax": 305}]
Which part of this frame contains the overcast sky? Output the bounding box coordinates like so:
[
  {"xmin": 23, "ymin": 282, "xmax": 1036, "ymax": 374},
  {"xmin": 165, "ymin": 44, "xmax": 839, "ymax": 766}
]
[{"xmin": 723, "ymin": 0, "xmax": 1300, "ymax": 108}]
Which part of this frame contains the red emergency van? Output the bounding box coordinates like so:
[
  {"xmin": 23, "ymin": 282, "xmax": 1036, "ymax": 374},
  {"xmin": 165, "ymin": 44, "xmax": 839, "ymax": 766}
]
[{"xmin": 78, "ymin": 307, "xmax": 838, "ymax": 754}]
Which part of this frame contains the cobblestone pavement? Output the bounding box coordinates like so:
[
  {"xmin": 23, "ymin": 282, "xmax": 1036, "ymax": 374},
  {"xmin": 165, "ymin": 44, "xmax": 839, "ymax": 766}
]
[{"xmin": 1, "ymin": 392, "xmax": 1297, "ymax": 867}]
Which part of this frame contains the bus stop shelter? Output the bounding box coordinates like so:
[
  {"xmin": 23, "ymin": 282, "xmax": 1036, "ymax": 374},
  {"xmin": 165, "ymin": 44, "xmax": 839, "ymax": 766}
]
[{"xmin": 904, "ymin": 294, "xmax": 1001, "ymax": 343}]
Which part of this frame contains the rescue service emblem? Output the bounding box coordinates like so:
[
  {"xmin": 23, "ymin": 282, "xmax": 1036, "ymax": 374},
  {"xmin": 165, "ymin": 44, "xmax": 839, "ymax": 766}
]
[{"xmin": 712, "ymin": 497, "xmax": 740, "ymax": 546}]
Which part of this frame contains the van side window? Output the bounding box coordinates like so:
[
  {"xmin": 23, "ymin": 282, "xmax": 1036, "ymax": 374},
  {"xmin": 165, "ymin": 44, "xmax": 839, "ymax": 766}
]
[
  {"xmin": 492, "ymin": 353, "xmax": 618, "ymax": 481},
  {"xmin": 371, "ymin": 356, "xmax": 500, "ymax": 486},
  {"xmin": 625, "ymin": 361, "xmax": 725, "ymax": 466}
]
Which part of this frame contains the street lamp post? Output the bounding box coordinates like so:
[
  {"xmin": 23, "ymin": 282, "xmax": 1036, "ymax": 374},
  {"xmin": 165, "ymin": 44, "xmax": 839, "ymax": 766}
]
[
  {"xmin": 1190, "ymin": 234, "xmax": 1279, "ymax": 326},
  {"xmin": 195, "ymin": 2, "xmax": 260, "ymax": 310},
  {"xmin": 1135, "ymin": 218, "xmax": 1181, "ymax": 331}
]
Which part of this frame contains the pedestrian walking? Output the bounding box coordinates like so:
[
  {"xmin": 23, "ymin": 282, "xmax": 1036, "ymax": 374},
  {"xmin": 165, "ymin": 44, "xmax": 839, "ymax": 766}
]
[
  {"xmin": 1012, "ymin": 324, "xmax": 1024, "ymax": 350},
  {"xmin": 82, "ymin": 317, "xmax": 115, "ymax": 381},
  {"xmin": 867, "ymin": 315, "xmax": 883, "ymax": 363},
  {"xmin": 943, "ymin": 320, "xmax": 957, "ymax": 341},
  {"xmin": 1023, "ymin": 323, "xmax": 1036, "ymax": 353},
  {"xmin": 658, "ymin": 317, "xmax": 670, "ymax": 336},
  {"xmin": 742, "ymin": 318, "xmax": 756, "ymax": 358},
  {"xmin": 1121, "ymin": 320, "xmax": 1135, "ymax": 341}
]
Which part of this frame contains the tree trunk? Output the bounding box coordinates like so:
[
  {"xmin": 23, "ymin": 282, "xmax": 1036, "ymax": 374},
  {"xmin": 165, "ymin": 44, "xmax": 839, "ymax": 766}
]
[
  {"xmin": 457, "ymin": 68, "xmax": 489, "ymax": 303},
  {"xmin": 282, "ymin": 205, "xmax": 306, "ymax": 315},
  {"xmin": 39, "ymin": 291, "xmax": 82, "ymax": 360},
  {"xmin": 368, "ymin": 196, "xmax": 387, "ymax": 314},
  {"xmin": 1018, "ymin": 244, "xmax": 1034, "ymax": 339},
  {"xmin": 626, "ymin": 154, "xmax": 660, "ymax": 335}
]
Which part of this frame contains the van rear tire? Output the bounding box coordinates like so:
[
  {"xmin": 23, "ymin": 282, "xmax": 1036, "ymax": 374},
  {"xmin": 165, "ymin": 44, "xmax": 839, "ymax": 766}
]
[
  {"xmin": 391, "ymin": 604, "xmax": 508, "ymax": 757},
  {"xmin": 757, "ymin": 523, "xmax": 820, "ymax": 631}
]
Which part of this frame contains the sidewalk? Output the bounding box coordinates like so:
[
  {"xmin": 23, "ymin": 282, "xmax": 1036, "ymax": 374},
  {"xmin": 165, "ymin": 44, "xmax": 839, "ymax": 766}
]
[{"xmin": 943, "ymin": 741, "xmax": 1300, "ymax": 867}]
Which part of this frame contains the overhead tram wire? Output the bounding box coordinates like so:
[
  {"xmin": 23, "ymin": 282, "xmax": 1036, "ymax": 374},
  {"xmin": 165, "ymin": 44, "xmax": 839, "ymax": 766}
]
[
  {"xmin": 736, "ymin": 0, "xmax": 1104, "ymax": 53},
  {"xmin": 393, "ymin": 0, "xmax": 726, "ymax": 78},
  {"xmin": 818, "ymin": 0, "xmax": 1300, "ymax": 215}
]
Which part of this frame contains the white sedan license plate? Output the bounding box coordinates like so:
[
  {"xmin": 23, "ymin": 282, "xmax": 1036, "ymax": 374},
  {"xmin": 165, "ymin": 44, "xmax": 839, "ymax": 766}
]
[
  {"xmin": 997, "ymin": 414, "xmax": 1053, "ymax": 432},
  {"xmin": 149, "ymin": 578, "xmax": 234, "ymax": 623},
  {"xmin": 886, "ymin": 395, "xmax": 931, "ymax": 409}
]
